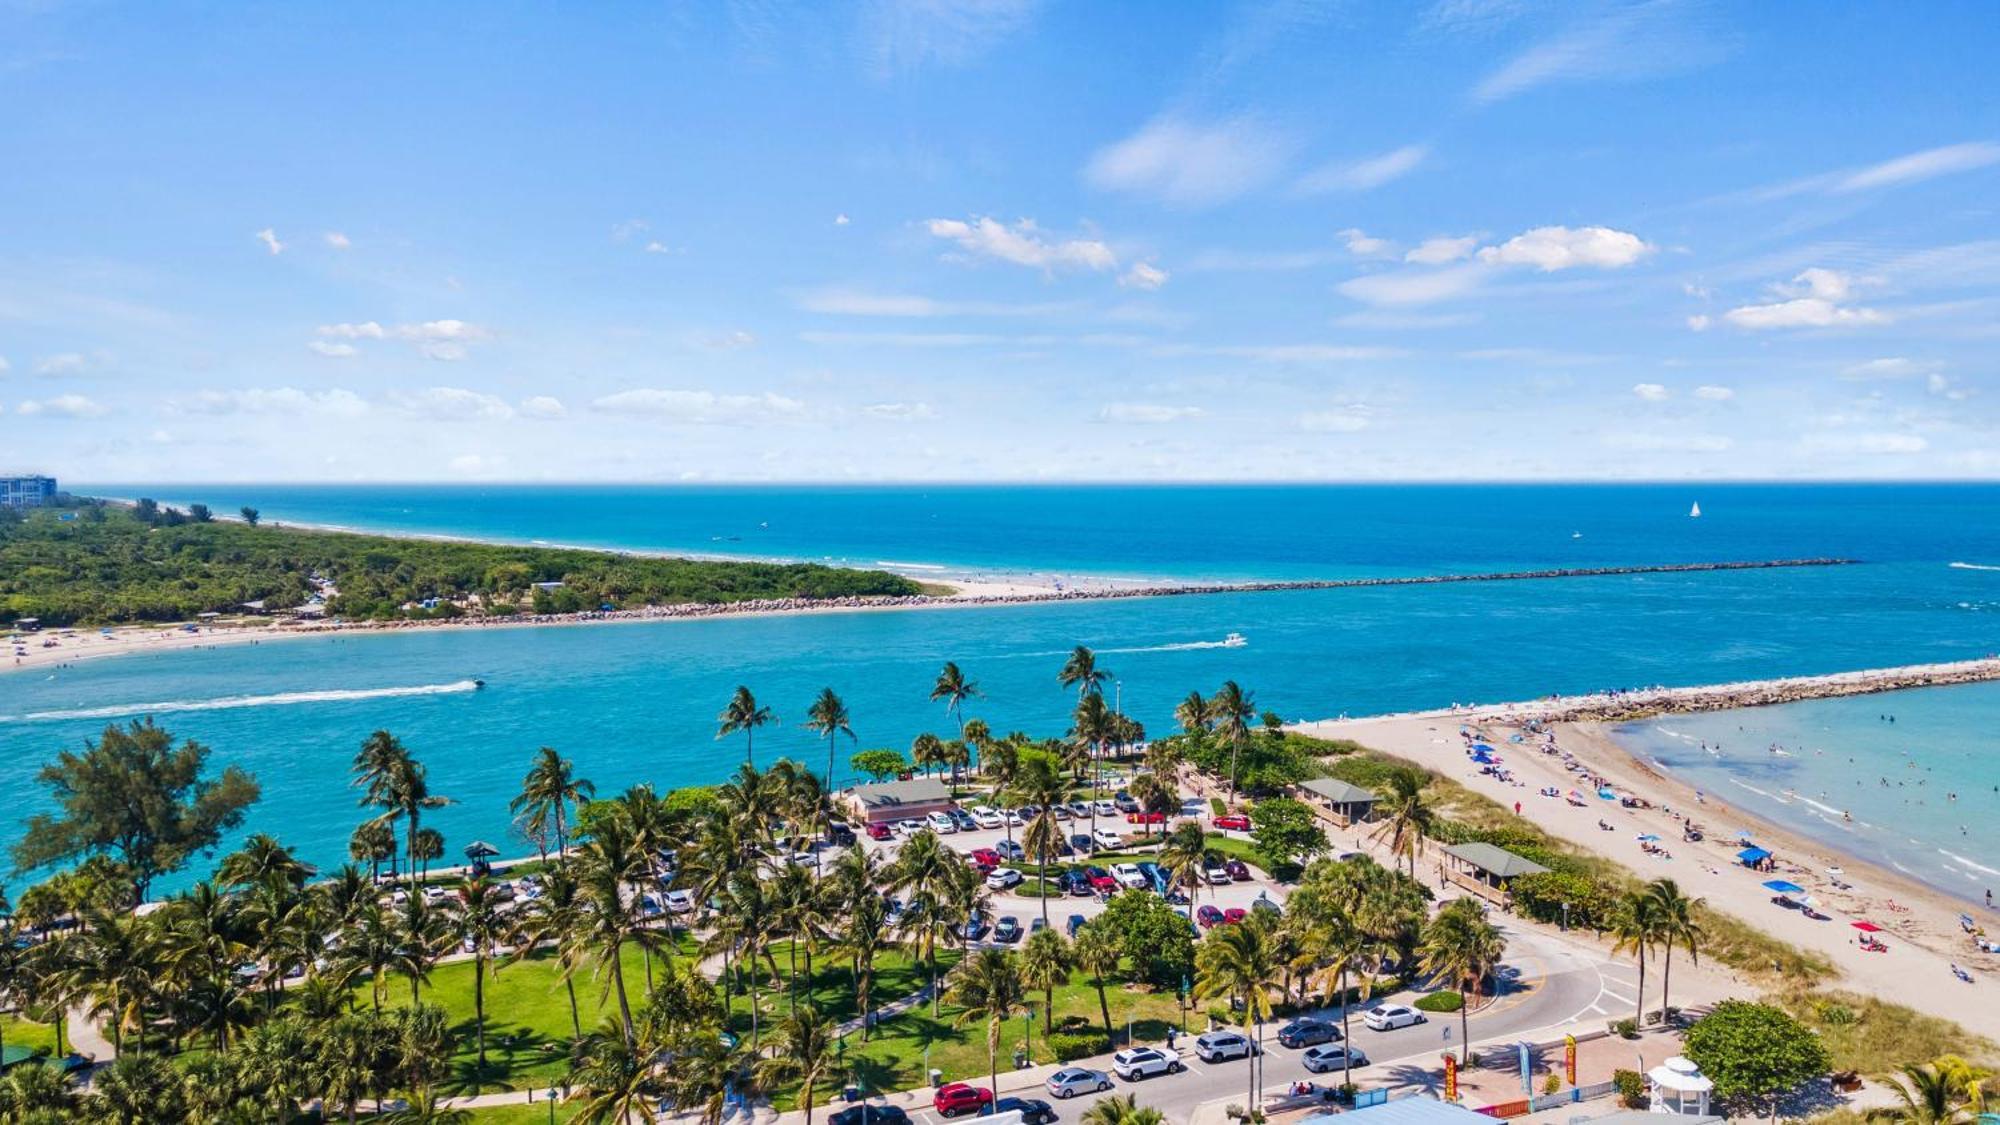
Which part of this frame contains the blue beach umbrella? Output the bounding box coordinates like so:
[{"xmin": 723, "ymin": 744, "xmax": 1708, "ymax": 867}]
[{"xmin": 1762, "ymin": 879, "xmax": 1805, "ymax": 895}]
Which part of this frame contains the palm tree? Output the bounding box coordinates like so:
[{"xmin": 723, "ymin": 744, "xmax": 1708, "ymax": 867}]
[
  {"xmin": 1174, "ymin": 690, "xmax": 1213, "ymax": 737},
  {"xmin": 950, "ymin": 948, "xmax": 1029, "ymax": 1105},
  {"xmin": 1058, "ymin": 645, "xmax": 1111, "ymax": 699},
  {"xmin": 932, "ymin": 662, "xmax": 982, "ymax": 781},
  {"xmin": 1866, "ymin": 1058, "xmax": 1992, "ymax": 1125},
  {"xmin": 351, "ymin": 731, "xmax": 410, "ymax": 877},
  {"xmin": 754, "ymin": 1006, "xmax": 839, "ymax": 1125},
  {"xmin": 382, "ymin": 1088, "xmax": 474, "ymax": 1124},
  {"xmin": 911, "ymin": 732, "xmax": 947, "ymax": 779},
  {"xmin": 1419, "ymin": 898, "xmax": 1508, "ymax": 1063},
  {"xmin": 388, "ymin": 751, "xmax": 452, "ymax": 889},
  {"xmin": 506, "ymin": 861, "xmax": 590, "ymax": 1040},
  {"xmin": 804, "ymin": 688, "xmax": 855, "ymax": 839},
  {"xmin": 510, "ymin": 746, "xmax": 595, "ymax": 861},
  {"xmin": 963, "ymin": 717, "xmax": 992, "ymax": 772},
  {"xmin": 0, "ymin": 1051, "xmax": 77, "ymax": 1117},
  {"xmin": 1195, "ymin": 918, "xmax": 1283, "ymax": 1111},
  {"xmin": 1019, "ymin": 928, "xmax": 1072, "ymax": 1041},
  {"xmin": 1080, "ymin": 1094, "xmax": 1165, "ymax": 1125},
  {"xmin": 575, "ymin": 819, "xmax": 658, "ymax": 1046},
  {"xmin": 836, "ymin": 891, "xmax": 893, "ymax": 1040},
  {"xmin": 1368, "ymin": 768, "xmax": 1434, "ymax": 880},
  {"xmin": 1646, "ymin": 878, "xmax": 1703, "ymax": 1024},
  {"xmin": 1158, "ymin": 823, "xmax": 1209, "ymax": 912},
  {"xmin": 391, "ymin": 892, "xmax": 453, "ymax": 1005},
  {"xmin": 885, "ymin": 830, "xmax": 959, "ymax": 1014},
  {"xmin": 217, "ymin": 832, "xmax": 316, "ymax": 889},
  {"xmin": 717, "ymin": 686, "xmax": 776, "ymax": 767},
  {"xmin": 1610, "ymin": 888, "xmax": 1661, "ymax": 1027},
  {"xmin": 314, "ymin": 1010, "xmax": 394, "ymax": 1122},
  {"xmin": 456, "ymin": 876, "xmax": 508, "ymax": 1069},
  {"xmin": 349, "ymin": 819, "xmax": 398, "ymax": 884},
  {"xmin": 1071, "ymin": 924, "xmax": 1122, "ymax": 1044},
  {"xmin": 1127, "ymin": 772, "xmax": 1174, "ymax": 840},
  {"xmin": 1210, "ymin": 681, "xmax": 1255, "ymax": 801}
]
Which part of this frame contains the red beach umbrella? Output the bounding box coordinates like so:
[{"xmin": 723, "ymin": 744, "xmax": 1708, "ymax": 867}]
[{"xmin": 1851, "ymin": 921, "xmax": 1883, "ymax": 932}]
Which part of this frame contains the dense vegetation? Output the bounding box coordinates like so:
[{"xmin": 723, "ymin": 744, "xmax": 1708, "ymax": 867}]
[{"xmin": 0, "ymin": 500, "xmax": 923, "ymax": 626}]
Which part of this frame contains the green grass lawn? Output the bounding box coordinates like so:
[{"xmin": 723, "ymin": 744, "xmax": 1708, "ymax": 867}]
[
  {"xmin": 0, "ymin": 1015, "xmax": 61, "ymax": 1059},
  {"xmin": 464, "ymin": 1099, "xmax": 583, "ymax": 1124}
]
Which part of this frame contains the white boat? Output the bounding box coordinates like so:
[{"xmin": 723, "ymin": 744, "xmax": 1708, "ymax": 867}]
[
  {"xmin": 1222, "ymin": 632, "xmax": 1247, "ymax": 647},
  {"xmin": 1689, "ymin": 501, "xmax": 1702, "ymax": 518},
  {"xmin": 1571, "ymin": 531, "xmax": 1583, "ymax": 539}
]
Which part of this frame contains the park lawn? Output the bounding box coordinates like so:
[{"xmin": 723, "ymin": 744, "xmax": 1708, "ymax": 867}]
[
  {"xmin": 0, "ymin": 1015, "xmax": 61, "ymax": 1058},
  {"xmin": 464, "ymin": 1099, "xmax": 583, "ymax": 1124},
  {"xmin": 721, "ymin": 942, "xmax": 955, "ymax": 1032},
  {"xmin": 1198, "ymin": 833, "xmax": 1271, "ymax": 873}
]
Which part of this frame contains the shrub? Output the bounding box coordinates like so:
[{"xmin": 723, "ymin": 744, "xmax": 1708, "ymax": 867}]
[
  {"xmin": 1611, "ymin": 1017, "xmax": 1638, "ymax": 1039},
  {"xmin": 1543, "ymin": 1073, "xmax": 1562, "ymax": 1096},
  {"xmin": 1047, "ymin": 1031, "xmax": 1111, "ymax": 1062},
  {"xmin": 1613, "ymin": 1069, "xmax": 1647, "ymax": 1109},
  {"xmin": 1210, "ymin": 797, "xmax": 1227, "ymax": 816},
  {"xmin": 1509, "ymin": 871, "xmax": 1618, "ymax": 931},
  {"xmin": 1415, "ymin": 991, "xmax": 1464, "ymax": 1013}
]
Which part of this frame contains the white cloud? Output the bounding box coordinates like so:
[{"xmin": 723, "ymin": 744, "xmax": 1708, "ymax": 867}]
[
  {"xmin": 16, "ymin": 394, "xmax": 107, "ymax": 418},
  {"xmin": 307, "ymin": 341, "xmax": 357, "ymax": 358},
  {"xmin": 703, "ymin": 330, "xmax": 758, "ymax": 350},
  {"xmin": 834, "ymin": 213, "xmax": 851, "ymax": 226},
  {"xmin": 1632, "ymin": 382, "xmax": 1670, "ymax": 402},
  {"xmin": 1842, "ymin": 357, "xmax": 1939, "ymax": 379},
  {"xmin": 317, "ymin": 321, "xmax": 387, "ymax": 339},
  {"xmin": 417, "ymin": 341, "xmax": 469, "ymax": 361},
  {"xmin": 1339, "ymin": 228, "xmax": 1395, "ymax": 257},
  {"xmin": 1476, "ymin": 226, "xmax": 1652, "ymax": 271},
  {"xmin": 1296, "ymin": 144, "xmax": 1428, "ymax": 193},
  {"xmin": 925, "ymin": 216, "xmax": 1116, "ymax": 272},
  {"xmin": 798, "ymin": 288, "xmax": 1071, "ymax": 318},
  {"xmin": 1299, "ymin": 408, "xmax": 1371, "ymax": 433},
  {"xmin": 389, "ymin": 386, "xmax": 514, "ymax": 421},
  {"xmin": 1096, "ymin": 402, "xmax": 1204, "ymax": 424},
  {"xmin": 33, "ymin": 352, "xmax": 89, "ymax": 376},
  {"xmin": 864, "ymin": 401, "xmax": 939, "ymax": 422},
  {"xmin": 861, "ymin": 0, "xmax": 1040, "ymax": 76},
  {"xmin": 1832, "ymin": 141, "xmax": 2000, "ymax": 193},
  {"xmin": 447, "ymin": 453, "xmax": 505, "ymax": 475},
  {"xmin": 1693, "ymin": 384, "xmax": 1734, "ymax": 401},
  {"xmin": 611, "ymin": 219, "xmax": 650, "ymax": 242},
  {"xmin": 643, "ymin": 240, "xmax": 679, "ymax": 255},
  {"xmin": 175, "ymin": 387, "xmax": 369, "ymax": 418},
  {"xmin": 519, "ymin": 395, "xmax": 567, "ymax": 419},
  {"xmin": 1084, "ymin": 115, "xmax": 1294, "ymax": 206},
  {"xmin": 0, "ymin": 356, "xmax": 8, "ymax": 373},
  {"xmin": 1337, "ymin": 263, "xmax": 1485, "ymax": 307},
  {"xmin": 324, "ymin": 231, "xmax": 351, "ymax": 250},
  {"xmin": 1788, "ymin": 267, "xmax": 1853, "ymax": 301},
  {"xmin": 1406, "ymin": 235, "xmax": 1479, "ymax": 265},
  {"xmin": 315, "ymin": 320, "xmax": 489, "ymax": 359},
  {"xmin": 1722, "ymin": 291, "xmax": 1887, "ymax": 330},
  {"xmin": 591, "ymin": 389, "xmax": 807, "ymax": 424},
  {"xmin": 1159, "ymin": 343, "xmax": 1402, "ymax": 363},
  {"xmin": 1335, "ymin": 310, "xmax": 1482, "ymax": 329},
  {"xmin": 398, "ymin": 319, "xmax": 486, "ymax": 341},
  {"xmin": 1685, "ymin": 314, "xmax": 1712, "ymax": 332},
  {"xmin": 255, "ymin": 228, "xmax": 285, "ymax": 255},
  {"xmin": 1799, "ymin": 432, "xmax": 1928, "ymax": 455},
  {"xmin": 1927, "ymin": 373, "xmax": 1969, "ymax": 401},
  {"xmin": 1118, "ymin": 261, "xmax": 1170, "ymax": 291},
  {"xmin": 1471, "ymin": 4, "xmax": 1725, "ymax": 103}
]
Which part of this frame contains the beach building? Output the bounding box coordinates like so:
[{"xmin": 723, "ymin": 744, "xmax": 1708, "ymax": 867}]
[
  {"xmin": 1296, "ymin": 776, "xmax": 1377, "ymax": 825},
  {"xmin": 1643, "ymin": 1057, "xmax": 1715, "ymax": 1116},
  {"xmin": 1440, "ymin": 841, "xmax": 1549, "ymax": 897},
  {"xmin": 0, "ymin": 475, "xmax": 57, "ymax": 510},
  {"xmin": 1585, "ymin": 1113, "xmax": 1722, "ymax": 1125},
  {"xmin": 842, "ymin": 777, "xmax": 954, "ymax": 825},
  {"xmin": 1299, "ymin": 1095, "xmax": 1492, "ymax": 1125}
]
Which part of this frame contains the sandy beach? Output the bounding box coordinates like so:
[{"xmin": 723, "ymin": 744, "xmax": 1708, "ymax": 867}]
[{"xmin": 1300, "ymin": 672, "xmax": 2000, "ymax": 1043}]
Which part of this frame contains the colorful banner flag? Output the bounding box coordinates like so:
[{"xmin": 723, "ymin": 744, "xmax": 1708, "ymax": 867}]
[
  {"xmin": 1564, "ymin": 1035, "xmax": 1578, "ymax": 1085},
  {"xmin": 1443, "ymin": 1052, "xmax": 1459, "ymax": 1102}
]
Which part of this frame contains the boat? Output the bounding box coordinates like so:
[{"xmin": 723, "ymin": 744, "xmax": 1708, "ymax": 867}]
[
  {"xmin": 1689, "ymin": 501, "xmax": 1702, "ymax": 518},
  {"xmin": 1221, "ymin": 632, "xmax": 1247, "ymax": 647},
  {"xmin": 473, "ymin": 679, "xmax": 486, "ymax": 689},
  {"xmin": 1571, "ymin": 531, "xmax": 1583, "ymax": 539}
]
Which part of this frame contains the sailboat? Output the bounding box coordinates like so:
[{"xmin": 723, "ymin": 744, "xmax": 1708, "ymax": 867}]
[{"xmin": 1689, "ymin": 501, "xmax": 1702, "ymax": 519}]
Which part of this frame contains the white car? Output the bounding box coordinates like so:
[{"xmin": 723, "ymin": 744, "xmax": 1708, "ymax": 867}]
[
  {"xmin": 1302, "ymin": 1044, "xmax": 1368, "ymax": 1073},
  {"xmin": 985, "ymin": 868, "xmax": 1024, "ymax": 891},
  {"xmin": 972, "ymin": 807, "xmax": 1004, "ymax": 829},
  {"xmin": 1111, "ymin": 1047, "xmax": 1182, "ymax": 1081},
  {"xmin": 1204, "ymin": 863, "xmax": 1231, "ymax": 886},
  {"xmin": 1092, "ymin": 799, "xmax": 1118, "ymax": 817},
  {"xmin": 1193, "ymin": 1030, "xmax": 1257, "ymax": 1062},
  {"xmin": 663, "ymin": 889, "xmax": 697, "ymax": 913},
  {"xmin": 927, "ymin": 812, "xmax": 959, "ymax": 834},
  {"xmin": 897, "ymin": 819, "xmax": 926, "ymax": 837},
  {"xmin": 787, "ymin": 852, "xmax": 818, "ymax": 868},
  {"xmin": 1046, "ymin": 1067, "xmax": 1112, "ymax": 1099},
  {"xmin": 1111, "ymin": 863, "xmax": 1148, "ymax": 890},
  {"xmin": 1050, "ymin": 804, "xmax": 1073, "ymax": 821},
  {"xmin": 1363, "ymin": 1003, "xmax": 1426, "ymax": 1031},
  {"xmin": 1093, "ymin": 828, "xmax": 1124, "ymax": 851},
  {"xmin": 1004, "ymin": 809, "xmax": 1026, "ymax": 827}
]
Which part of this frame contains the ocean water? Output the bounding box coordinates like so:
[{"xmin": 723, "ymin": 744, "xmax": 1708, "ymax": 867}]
[
  {"xmin": 9, "ymin": 483, "xmax": 1999, "ymax": 899},
  {"xmin": 1617, "ymin": 682, "xmax": 2000, "ymax": 902}
]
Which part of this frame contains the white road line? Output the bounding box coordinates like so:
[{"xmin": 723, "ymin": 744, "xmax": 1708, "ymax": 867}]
[{"xmin": 1602, "ymin": 989, "xmax": 1636, "ymax": 1006}]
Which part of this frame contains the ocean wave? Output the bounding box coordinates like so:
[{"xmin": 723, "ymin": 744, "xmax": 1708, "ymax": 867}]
[
  {"xmin": 874, "ymin": 561, "xmax": 950, "ymax": 571},
  {"xmin": 1726, "ymin": 778, "xmax": 1782, "ymax": 801},
  {"xmin": 5, "ymin": 680, "xmax": 482, "ymax": 723},
  {"xmin": 1100, "ymin": 638, "xmax": 1246, "ymax": 654},
  {"xmin": 1949, "ymin": 562, "xmax": 2000, "ymax": 572},
  {"xmin": 1939, "ymin": 849, "xmax": 2000, "ymax": 877}
]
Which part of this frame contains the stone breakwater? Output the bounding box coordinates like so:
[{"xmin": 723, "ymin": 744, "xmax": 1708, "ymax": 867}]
[
  {"xmin": 274, "ymin": 556, "xmax": 1859, "ymax": 635},
  {"xmin": 1489, "ymin": 657, "xmax": 2000, "ymax": 724}
]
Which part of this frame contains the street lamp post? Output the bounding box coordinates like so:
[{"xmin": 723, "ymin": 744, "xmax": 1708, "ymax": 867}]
[{"xmin": 1561, "ymin": 901, "xmax": 1570, "ymax": 932}]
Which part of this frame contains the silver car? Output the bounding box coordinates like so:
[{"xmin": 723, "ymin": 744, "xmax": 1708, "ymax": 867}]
[
  {"xmin": 1045, "ymin": 1066, "xmax": 1112, "ymax": 1099},
  {"xmin": 1194, "ymin": 1030, "xmax": 1257, "ymax": 1062},
  {"xmin": 1302, "ymin": 1043, "xmax": 1369, "ymax": 1073}
]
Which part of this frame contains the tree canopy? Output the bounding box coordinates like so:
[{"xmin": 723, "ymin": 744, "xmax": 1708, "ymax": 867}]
[
  {"xmin": 1089, "ymin": 888, "xmax": 1195, "ymax": 988},
  {"xmin": 1682, "ymin": 999, "xmax": 1830, "ymax": 1118},
  {"xmin": 1247, "ymin": 796, "xmax": 1328, "ymax": 874}
]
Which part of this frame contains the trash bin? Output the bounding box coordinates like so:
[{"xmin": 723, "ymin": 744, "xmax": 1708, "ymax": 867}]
[
  {"xmin": 930, "ymin": 1069, "xmax": 945, "ymax": 1088},
  {"xmin": 843, "ymin": 1085, "xmax": 861, "ymax": 1103},
  {"xmin": 1013, "ymin": 1049, "xmax": 1027, "ymax": 1069}
]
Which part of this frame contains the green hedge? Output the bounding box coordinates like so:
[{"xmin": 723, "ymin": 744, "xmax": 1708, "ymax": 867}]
[{"xmin": 1047, "ymin": 1031, "xmax": 1111, "ymax": 1062}]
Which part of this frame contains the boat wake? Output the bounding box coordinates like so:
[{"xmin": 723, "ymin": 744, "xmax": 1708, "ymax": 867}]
[
  {"xmin": 1949, "ymin": 562, "xmax": 2000, "ymax": 572},
  {"xmin": 1100, "ymin": 637, "xmax": 1246, "ymax": 654},
  {"xmin": 5, "ymin": 680, "xmax": 483, "ymax": 723}
]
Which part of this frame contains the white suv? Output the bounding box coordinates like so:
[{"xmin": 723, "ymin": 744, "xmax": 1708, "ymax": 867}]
[
  {"xmin": 1111, "ymin": 1047, "xmax": 1182, "ymax": 1081},
  {"xmin": 1363, "ymin": 1003, "xmax": 1426, "ymax": 1031},
  {"xmin": 1193, "ymin": 1030, "xmax": 1256, "ymax": 1062},
  {"xmin": 1111, "ymin": 863, "xmax": 1148, "ymax": 890},
  {"xmin": 927, "ymin": 812, "xmax": 958, "ymax": 834}
]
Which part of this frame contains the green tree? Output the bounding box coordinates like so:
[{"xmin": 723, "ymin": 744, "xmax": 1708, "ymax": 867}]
[
  {"xmin": 716, "ymin": 686, "xmax": 775, "ymax": 768},
  {"xmin": 753, "ymin": 1007, "xmax": 838, "ymax": 1125},
  {"xmin": 509, "ymin": 746, "xmax": 594, "ymax": 861},
  {"xmin": 1080, "ymin": 1094, "xmax": 1164, "ymax": 1125},
  {"xmin": 1158, "ymin": 822, "xmax": 1210, "ymax": 911},
  {"xmin": 1367, "ymin": 768, "xmax": 1434, "ymax": 880},
  {"xmin": 455, "ymin": 876, "xmax": 508, "ymax": 1070},
  {"xmin": 1071, "ymin": 924, "xmax": 1123, "ymax": 1044},
  {"xmin": 931, "ymin": 661, "xmax": 982, "ymax": 781},
  {"xmin": 804, "ymin": 688, "xmax": 854, "ymax": 838},
  {"xmin": 1419, "ymin": 897, "xmax": 1507, "ymax": 1064},
  {"xmin": 1681, "ymin": 1000, "xmax": 1830, "ymax": 1122},
  {"xmin": 12, "ymin": 720, "xmax": 260, "ymax": 903},
  {"xmin": 1019, "ymin": 927, "xmax": 1072, "ymax": 1039},
  {"xmin": 949, "ymin": 948, "xmax": 1029, "ymax": 1105},
  {"xmin": 1609, "ymin": 888, "xmax": 1661, "ymax": 1026},
  {"xmin": 1094, "ymin": 889, "xmax": 1195, "ymax": 988},
  {"xmin": 1209, "ymin": 681, "xmax": 1256, "ymax": 801},
  {"xmin": 189, "ymin": 503, "xmax": 214, "ymax": 522},
  {"xmin": 1646, "ymin": 878, "xmax": 1703, "ymax": 1023},
  {"xmin": 851, "ymin": 748, "xmax": 908, "ymax": 782},
  {"xmin": 1248, "ymin": 796, "xmax": 1328, "ymax": 873},
  {"xmin": 1866, "ymin": 1058, "xmax": 1991, "ymax": 1125},
  {"xmin": 1194, "ymin": 918, "xmax": 1281, "ymax": 1110},
  {"xmin": 239, "ymin": 506, "xmax": 260, "ymax": 527}
]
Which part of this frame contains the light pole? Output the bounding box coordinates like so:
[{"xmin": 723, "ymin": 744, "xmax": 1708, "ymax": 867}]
[{"xmin": 1561, "ymin": 901, "xmax": 1570, "ymax": 932}]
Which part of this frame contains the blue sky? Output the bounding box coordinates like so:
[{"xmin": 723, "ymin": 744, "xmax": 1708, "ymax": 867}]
[{"xmin": 3, "ymin": 1, "xmax": 1997, "ymax": 482}]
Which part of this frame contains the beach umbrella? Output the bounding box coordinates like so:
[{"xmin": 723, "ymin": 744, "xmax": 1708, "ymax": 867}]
[
  {"xmin": 463, "ymin": 840, "xmax": 500, "ymax": 859},
  {"xmin": 1637, "ymin": 834, "xmax": 1661, "ymax": 842},
  {"xmin": 1762, "ymin": 879, "xmax": 1805, "ymax": 895},
  {"xmin": 1851, "ymin": 921, "xmax": 1883, "ymax": 933}
]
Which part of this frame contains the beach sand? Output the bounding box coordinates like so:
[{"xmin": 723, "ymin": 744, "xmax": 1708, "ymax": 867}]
[{"xmin": 1300, "ymin": 689, "xmax": 2000, "ymax": 1043}]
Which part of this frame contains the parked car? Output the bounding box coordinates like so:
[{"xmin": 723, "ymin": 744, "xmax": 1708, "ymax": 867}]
[
  {"xmin": 1066, "ymin": 801, "xmax": 1093, "ymax": 819},
  {"xmin": 1067, "ymin": 834, "xmax": 1096, "ymax": 856},
  {"xmin": 1212, "ymin": 814, "xmax": 1251, "ymax": 832},
  {"xmin": 1276, "ymin": 1018, "xmax": 1341, "ymax": 1048},
  {"xmin": 995, "ymin": 839, "xmax": 1026, "ymax": 861},
  {"xmin": 993, "ymin": 916, "xmax": 1024, "ymax": 943},
  {"xmin": 828, "ymin": 1105, "xmax": 911, "ymax": 1125},
  {"xmin": 1029, "ymin": 917, "xmax": 1048, "ymax": 935},
  {"xmin": 969, "ymin": 848, "xmax": 1004, "ymax": 868},
  {"xmin": 1125, "ymin": 812, "xmax": 1167, "ymax": 825},
  {"xmin": 951, "ymin": 810, "xmax": 979, "ymax": 831},
  {"xmin": 1113, "ymin": 791, "xmax": 1140, "ymax": 813},
  {"xmin": 1054, "ymin": 869, "xmax": 1088, "ymax": 896},
  {"xmin": 1018, "ymin": 804, "xmax": 1042, "ymax": 820},
  {"xmin": 1086, "ymin": 866, "xmax": 1119, "ymax": 892},
  {"xmin": 1110, "ymin": 863, "xmax": 1148, "ymax": 890},
  {"xmin": 1066, "ymin": 913, "xmax": 1088, "ymax": 937},
  {"xmin": 1250, "ymin": 894, "xmax": 1281, "ymax": 917},
  {"xmin": 829, "ymin": 824, "xmax": 857, "ymax": 846},
  {"xmin": 866, "ymin": 822, "xmax": 893, "ymax": 841},
  {"xmin": 962, "ymin": 913, "xmax": 990, "ymax": 942},
  {"xmin": 1363, "ymin": 1003, "xmax": 1426, "ymax": 1031},
  {"xmin": 993, "ymin": 1097, "xmax": 1057, "ymax": 1125},
  {"xmin": 896, "ymin": 819, "xmax": 926, "ymax": 838},
  {"xmin": 1225, "ymin": 859, "xmax": 1252, "ymax": 881},
  {"xmin": 986, "ymin": 868, "xmax": 1024, "ymax": 891},
  {"xmin": 1301, "ymin": 1044, "xmax": 1369, "ymax": 1073},
  {"xmin": 1196, "ymin": 904, "xmax": 1225, "ymax": 928},
  {"xmin": 927, "ymin": 812, "xmax": 958, "ymax": 834},
  {"xmin": 1092, "ymin": 799, "xmax": 1118, "ymax": 817},
  {"xmin": 663, "ymin": 889, "xmax": 697, "ymax": 913},
  {"xmin": 972, "ymin": 807, "xmax": 1004, "ymax": 829},
  {"xmin": 1046, "ymin": 1067, "xmax": 1112, "ymax": 1099},
  {"xmin": 1111, "ymin": 1047, "xmax": 1182, "ymax": 1081},
  {"xmin": 1194, "ymin": 1030, "xmax": 1258, "ymax": 1062},
  {"xmin": 1138, "ymin": 861, "xmax": 1170, "ymax": 893},
  {"xmin": 1049, "ymin": 804, "xmax": 1073, "ymax": 821},
  {"xmin": 1204, "ymin": 863, "xmax": 1231, "ymax": 886},
  {"xmin": 933, "ymin": 1083, "xmax": 994, "ymax": 1117},
  {"xmin": 1222, "ymin": 908, "xmax": 1247, "ymax": 924},
  {"xmin": 1092, "ymin": 829, "xmax": 1124, "ymax": 851}
]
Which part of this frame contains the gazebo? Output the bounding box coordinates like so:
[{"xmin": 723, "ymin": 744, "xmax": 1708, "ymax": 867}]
[
  {"xmin": 1296, "ymin": 777, "xmax": 1377, "ymax": 825},
  {"xmin": 1646, "ymin": 1056, "xmax": 1714, "ymax": 1116}
]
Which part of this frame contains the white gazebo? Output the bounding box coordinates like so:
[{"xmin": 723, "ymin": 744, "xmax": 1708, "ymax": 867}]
[{"xmin": 1646, "ymin": 1056, "xmax": 1714, "ymax": 1116}]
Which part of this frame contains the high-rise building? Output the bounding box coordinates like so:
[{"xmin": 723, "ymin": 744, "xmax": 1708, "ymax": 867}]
[{"xmin": 0, "ymin": 475, "xmax": 58, "ymax": 510}]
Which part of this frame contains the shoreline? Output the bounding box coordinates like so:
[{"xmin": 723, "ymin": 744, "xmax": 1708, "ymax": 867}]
[
  {"xmin": 1299, "ymin": 662, "xmax": 2000, "ymax": 1041},
  {"xmin": 5, "ymin": 556, "xmax": 1860, "ymax": 679}
]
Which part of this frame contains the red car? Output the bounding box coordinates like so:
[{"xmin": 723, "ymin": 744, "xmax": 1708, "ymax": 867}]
[
  {"xmin": 968, "ymin": 848, "xmax": 1003, "ymax": 869},
  {"xmin": 1125, "ymin": 812, "xmax": 1166, "ymax": 825},
  {"xmin": 933, "ymin": 1083, "xmax": 994, "ymax": 1117},
  {"xmin": 1212, "ymin": 814, "xmax": 1251, "ymax": 832},
  {"xmin": 865, "ymin": 823, "xmax": 893, "ymax": 841},
  {"xmin": 1196, "ymin": 904, "xmax": 1225, "ymax": 928},
  {"xmin": 1086, "ymin": 865, "xmax": 1119, "ymax": 892},
  {"xmin": 1222, "ymin": 908, "xmax": 1248, "ymax": 925}
]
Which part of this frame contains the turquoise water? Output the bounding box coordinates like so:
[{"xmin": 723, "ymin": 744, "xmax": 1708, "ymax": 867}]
[
  {"xmin": 12, "ymin": 483, "xmax": 2000, "ymax": 898},
  {"xmin": 1617, "ymin": 682, "xmax": 2000, "ymax": 904}
]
